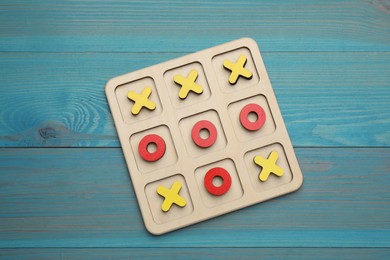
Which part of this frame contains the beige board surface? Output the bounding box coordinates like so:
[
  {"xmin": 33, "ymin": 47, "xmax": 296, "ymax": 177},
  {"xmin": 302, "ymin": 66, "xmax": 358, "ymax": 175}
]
[{"xmin": 105, "ymin": 38, "xmax": 303, "ymax": 235}]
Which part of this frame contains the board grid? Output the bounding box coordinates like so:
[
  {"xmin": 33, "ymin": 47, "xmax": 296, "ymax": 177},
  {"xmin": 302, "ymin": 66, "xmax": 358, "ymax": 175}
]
[{"xmin": 105, "ymin": 38, "xmax": 303, "ymax": 235}]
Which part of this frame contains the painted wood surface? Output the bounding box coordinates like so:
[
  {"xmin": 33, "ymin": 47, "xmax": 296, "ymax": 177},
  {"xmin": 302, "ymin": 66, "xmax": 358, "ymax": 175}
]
[
  {"xmin": 0, "ymin": 0, "xmax": 389, "ymax": 52},
  {"xmin": 1, "ymin": 248, "xmax": 390, "ymax": 259},
  {"xmin": 0, "ymin": 0, "xmax": 389, "ymax": 258},
  {"xmin": 0, "ymin": 148, "xmax": 389, "ymax": 248},
  {"xmin": 0, "ymin": 52, "xmax": 389, "ymax": 147}
]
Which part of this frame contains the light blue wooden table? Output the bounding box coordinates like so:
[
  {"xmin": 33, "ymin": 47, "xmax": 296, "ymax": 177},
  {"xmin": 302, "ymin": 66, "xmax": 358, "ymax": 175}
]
[{"xmin": 0, "ymin": 0, "xmax": 389, "ymax": 258}]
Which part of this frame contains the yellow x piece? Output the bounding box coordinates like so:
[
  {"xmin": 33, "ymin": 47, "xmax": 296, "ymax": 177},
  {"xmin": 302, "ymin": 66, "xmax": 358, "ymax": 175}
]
[
  {"xmin": 157, "ymin": 181, "xmax": 187, "ymax": 212},
  {"xmin": 173, "ymin": 70, "xmax": 203, "ymax": 99},
  {"xmin": 223, "ymin": 55, "xmax": 253, "ymax": 84},
  {"xmin": 127, "ymin": 87, "xmax": 156, "ymax": 115},
  {"xmin": 254, "ymin": 151, "xmax": 284, "ymax": 182}
]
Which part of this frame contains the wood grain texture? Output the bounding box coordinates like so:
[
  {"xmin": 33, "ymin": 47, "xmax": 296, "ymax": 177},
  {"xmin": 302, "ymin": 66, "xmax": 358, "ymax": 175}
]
[
  {"xmin": 0, "ymin": 0, "xmax": 389, "ymax": 52},
  {"xmin": 0, "ymin": 52, "xmax": 389, "ymax": 147},
  {"xmin": 0, "ymin": 0, "xmax": 389, "ymax": 256},
  {"xmin": 1, "ymin": 248, "xmax": 389, "ymax": 259},
  {"xmin": 0, "ymin": 148, "xmax": 389, "ymax": 248}
]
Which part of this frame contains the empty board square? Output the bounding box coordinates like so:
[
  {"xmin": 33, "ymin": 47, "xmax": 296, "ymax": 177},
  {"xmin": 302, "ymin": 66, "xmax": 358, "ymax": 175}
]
[{"xmin": 105, "ymin": 38, "xmax": 303, "ymax": 235}]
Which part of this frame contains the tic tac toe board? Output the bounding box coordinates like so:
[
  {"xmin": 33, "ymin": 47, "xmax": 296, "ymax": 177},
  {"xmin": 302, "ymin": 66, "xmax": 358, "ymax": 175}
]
[{"xmin": 105, "ymin": 38, "xmax": 303, "ymax": 235}]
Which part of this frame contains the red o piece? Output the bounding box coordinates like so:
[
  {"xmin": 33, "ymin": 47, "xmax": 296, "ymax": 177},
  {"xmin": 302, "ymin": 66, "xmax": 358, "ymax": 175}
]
[
  {"xmin": 191, "ymin": 120, "xmax": 218, "ymax": 148},
  {"xmin": 204, "ymin": 167, "xmax": 232, "ymax": 196},
  {"xmin": 239, "ymin": 103, "xmax": 266, "ymax": 131},
  {"xmin": 138, "ymin": 134, "xmax": 166, "ymax": 162}
]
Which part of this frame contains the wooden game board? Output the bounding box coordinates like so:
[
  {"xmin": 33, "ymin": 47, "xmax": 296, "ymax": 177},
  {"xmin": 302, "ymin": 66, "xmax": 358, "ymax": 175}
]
[{"xmin": 105, "ymin": 38, "xmax": 303, "ymax": 235}]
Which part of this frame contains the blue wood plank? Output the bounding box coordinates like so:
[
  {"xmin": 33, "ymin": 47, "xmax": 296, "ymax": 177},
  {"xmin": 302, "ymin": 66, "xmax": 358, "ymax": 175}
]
[
  {"xmin": 0, "ymin": 0, "xmax": 389, "ymax": 52},
  {"xmin": 0, "ymin": 52, "xmax": 389, "ymax": 147},
  {"xmin": 0, "ymin": 148, "xmax": 389, "ymax": 247},
  {"xmin": 1, "ymin": 248, "xmax": 389, "ymax": 259},
  {"xmin": 0, "ymin": 0, "xmax": 388, "ymax": 256}
]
